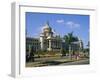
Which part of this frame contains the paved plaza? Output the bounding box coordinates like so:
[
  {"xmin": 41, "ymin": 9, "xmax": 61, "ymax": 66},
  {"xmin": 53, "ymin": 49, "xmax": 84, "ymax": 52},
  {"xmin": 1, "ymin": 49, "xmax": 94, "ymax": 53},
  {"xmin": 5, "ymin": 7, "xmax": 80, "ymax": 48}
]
[{"xmin": 26, "ymin": 56, "xmax": 89, "ymax": 67}]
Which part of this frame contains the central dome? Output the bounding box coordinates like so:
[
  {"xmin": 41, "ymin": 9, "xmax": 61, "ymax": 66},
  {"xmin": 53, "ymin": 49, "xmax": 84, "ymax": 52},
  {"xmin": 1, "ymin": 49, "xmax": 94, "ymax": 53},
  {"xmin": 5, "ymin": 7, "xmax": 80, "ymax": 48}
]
[{"xmin": 43, "ymin": 22, "xmax": 52, "ymax": 32}]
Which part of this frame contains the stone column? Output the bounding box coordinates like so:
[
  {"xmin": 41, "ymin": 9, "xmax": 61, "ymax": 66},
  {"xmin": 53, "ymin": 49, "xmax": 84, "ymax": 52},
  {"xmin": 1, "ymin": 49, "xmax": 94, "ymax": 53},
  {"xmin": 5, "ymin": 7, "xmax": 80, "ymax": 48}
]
[
  {"xmin": 48, "ymin": 39, "xmax": 52, "ymax": 51},
  {"xmin": 40, "ymin": 36, "xmax": 44, "ymax": 50}
]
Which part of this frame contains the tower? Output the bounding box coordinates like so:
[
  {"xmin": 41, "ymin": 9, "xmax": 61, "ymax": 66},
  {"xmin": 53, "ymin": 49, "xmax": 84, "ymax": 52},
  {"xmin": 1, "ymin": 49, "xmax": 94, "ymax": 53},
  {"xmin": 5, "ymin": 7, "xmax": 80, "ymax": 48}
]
[
  {"xmin": 78, "ymin": 37, "xmax": 83, "ymax": 51},
  {"xmin": 42, "ymin": 22, "xmax": 53, "ymax": 38}
]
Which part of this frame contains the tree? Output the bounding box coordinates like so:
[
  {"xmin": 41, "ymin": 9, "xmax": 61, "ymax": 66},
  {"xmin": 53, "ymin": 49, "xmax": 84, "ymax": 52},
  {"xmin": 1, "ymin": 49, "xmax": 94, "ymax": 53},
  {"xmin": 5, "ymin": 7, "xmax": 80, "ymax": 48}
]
[
  {"xmin": 29, "ymin": 46, "xmax": 35, "ymax": 62},
  {"xmin": 60, "ymin": 48, "xmax": 66, "ymax": 57},
  {"xmin": 63, "ymin": 32, "xmax": 78, "ymax": 59}
]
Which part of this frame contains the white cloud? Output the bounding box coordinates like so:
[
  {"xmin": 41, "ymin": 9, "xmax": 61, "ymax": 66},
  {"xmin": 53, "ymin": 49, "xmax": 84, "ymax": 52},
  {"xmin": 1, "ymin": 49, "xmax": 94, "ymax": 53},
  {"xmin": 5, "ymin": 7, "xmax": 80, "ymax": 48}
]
[
  {"xmin": 66, "ymin": 21, "xmax": 80, "ymax": 28},
  {"xmin": 56, "ymin": 19, "xmax": 80, "ymax": 29},
  {"xmin": 66, "ymin": 21, "xmax": 74, "ymax": 26},
  {"xmin": 56, "ymin": 19, "xmax": 64, "ymax": 23}
]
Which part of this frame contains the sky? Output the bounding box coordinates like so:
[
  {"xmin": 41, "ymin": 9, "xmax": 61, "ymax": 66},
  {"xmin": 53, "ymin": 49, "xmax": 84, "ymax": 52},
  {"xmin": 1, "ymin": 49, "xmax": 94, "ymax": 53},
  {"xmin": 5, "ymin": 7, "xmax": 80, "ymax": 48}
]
[{"xmin": 26, "ymin": 12, "xmax": 89, "ymax": 48}]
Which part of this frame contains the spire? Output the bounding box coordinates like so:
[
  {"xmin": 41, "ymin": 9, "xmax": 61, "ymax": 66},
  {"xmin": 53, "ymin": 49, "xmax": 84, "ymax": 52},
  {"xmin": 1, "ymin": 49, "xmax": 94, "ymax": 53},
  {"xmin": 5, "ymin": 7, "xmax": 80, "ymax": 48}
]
[
  {"xmin": 46, "ymin": 21, "xmax": 49, "ymax": 27},
  {"xmin": 43, "ymin": 21, "xmax": 50, "ymax": 29}
]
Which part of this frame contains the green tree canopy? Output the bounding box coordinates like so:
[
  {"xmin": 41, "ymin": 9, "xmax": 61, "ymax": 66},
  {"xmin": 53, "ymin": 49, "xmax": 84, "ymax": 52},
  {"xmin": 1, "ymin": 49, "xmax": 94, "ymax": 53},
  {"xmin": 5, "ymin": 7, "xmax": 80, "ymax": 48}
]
[{"xmin": 63, "ymin": 32, "xmax": 78, "ymax": 44}]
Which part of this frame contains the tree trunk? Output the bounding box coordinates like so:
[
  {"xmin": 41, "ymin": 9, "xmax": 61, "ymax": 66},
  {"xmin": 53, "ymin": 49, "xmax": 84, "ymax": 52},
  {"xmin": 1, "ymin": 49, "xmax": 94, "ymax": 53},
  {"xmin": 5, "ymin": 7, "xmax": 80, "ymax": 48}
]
[{"xmin": 69, "ymin": 45, "xmax": 72, "ymax": 59}]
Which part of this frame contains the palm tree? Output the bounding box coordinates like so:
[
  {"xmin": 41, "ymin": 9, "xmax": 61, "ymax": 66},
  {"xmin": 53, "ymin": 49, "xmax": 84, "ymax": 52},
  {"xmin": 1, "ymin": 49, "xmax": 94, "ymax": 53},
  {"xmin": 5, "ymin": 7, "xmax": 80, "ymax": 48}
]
[{"xmin": 64, "ymin": 32, "xmax": 78, "ymax": 59}]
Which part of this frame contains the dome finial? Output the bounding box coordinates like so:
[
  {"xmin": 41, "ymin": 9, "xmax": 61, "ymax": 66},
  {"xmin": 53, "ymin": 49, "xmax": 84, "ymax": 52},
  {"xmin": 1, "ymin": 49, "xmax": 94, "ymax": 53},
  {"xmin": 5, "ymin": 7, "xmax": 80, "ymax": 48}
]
[
  {"xmin": 46, "ymin": 21, "xmax": 49, "ymax": 26},
  {"xmin": 43, "ymin": 21, "xmax": 51, "ymax": 29}
]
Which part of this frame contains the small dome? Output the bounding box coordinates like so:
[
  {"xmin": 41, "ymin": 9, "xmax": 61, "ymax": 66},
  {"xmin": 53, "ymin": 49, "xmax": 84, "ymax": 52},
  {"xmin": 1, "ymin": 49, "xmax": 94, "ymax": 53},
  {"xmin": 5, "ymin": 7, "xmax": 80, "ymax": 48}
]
[{"xmin": 78, "ymin": 37, "xmax": 81, "ymax": 41}]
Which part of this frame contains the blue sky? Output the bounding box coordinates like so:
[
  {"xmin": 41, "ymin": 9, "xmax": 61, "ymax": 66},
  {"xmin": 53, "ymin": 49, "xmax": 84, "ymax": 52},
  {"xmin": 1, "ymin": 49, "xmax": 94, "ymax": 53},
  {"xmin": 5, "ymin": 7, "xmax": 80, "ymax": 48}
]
[{"xmin": 26, "ymin": 12, "xmax": 89, "ymax": 48}]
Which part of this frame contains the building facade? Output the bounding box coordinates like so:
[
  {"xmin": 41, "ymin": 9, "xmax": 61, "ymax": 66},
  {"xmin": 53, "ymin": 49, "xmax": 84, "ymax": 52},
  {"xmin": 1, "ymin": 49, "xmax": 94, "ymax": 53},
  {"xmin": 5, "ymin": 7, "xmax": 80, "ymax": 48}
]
[
  {"xmin": 26, "ymin": 37, "xmax": 40, "ymax": 56},
  {"xmin": 71, "ymin": 39, "xmax": 83, "ymax": 51},
  {"xmin": 26, "ymin": 22, "xmax": 83, "ymax": 54},
  {"xmin": 39, "ymin": 22, "xmax": 62, "ymax": 51}
]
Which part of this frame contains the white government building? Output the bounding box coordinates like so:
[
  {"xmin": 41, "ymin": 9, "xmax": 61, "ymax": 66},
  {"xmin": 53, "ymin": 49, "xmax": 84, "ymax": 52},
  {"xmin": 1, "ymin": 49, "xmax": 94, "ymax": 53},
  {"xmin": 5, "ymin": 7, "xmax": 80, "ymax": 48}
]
[{"xmin": 26, "ymin": 22, "xmax": 83, "ymax": 53}]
